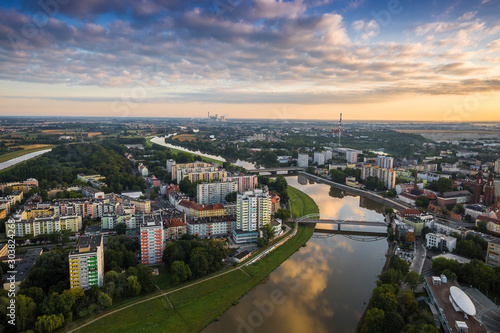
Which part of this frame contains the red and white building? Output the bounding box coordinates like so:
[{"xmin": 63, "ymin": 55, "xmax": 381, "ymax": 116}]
[{"xmin": 140, "ymin": 215, "xmax": 164, "ymax": 265}]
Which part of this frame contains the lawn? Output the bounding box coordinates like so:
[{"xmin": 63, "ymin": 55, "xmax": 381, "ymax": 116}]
[
  {"xmin": 0, "ymin": 145, "xmax": 56, "ymax": 163},
  {"xmin": 287, "ymin": 185, "xmax": 319, "ymax": 218},
  {"xmin": 69, "ymin": 186, "xmax": 318, "ymax": 333}
]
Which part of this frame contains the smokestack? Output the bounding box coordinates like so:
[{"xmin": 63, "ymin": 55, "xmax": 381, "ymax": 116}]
[
  {"xmin": 338, "ymin": 113, "xmax": 342, "ymax": 146},
  {"xmin": 208, "ymin": 112, "xmax": 210, "ymax": 119},
  {"xmin": 414, "ymin": 171, "xmax": 418, "ymax": 190}
]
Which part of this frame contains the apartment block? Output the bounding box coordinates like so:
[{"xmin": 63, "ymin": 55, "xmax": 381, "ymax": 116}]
[
  {"xmin": 361, "ymin": 164, "xmax": 397, "ymax": 189},
  {"xmin": 197, "ymin": 181, "xmax": 238, "ymax": 204},
  {"xmin": 297, "ymin": 153, "xmax": 309, "ymax": 167},
  {"xmin": 140, "ymin": 215, "xmax": 164, "ymax": 265},
  {"xmin": 314, "ymin": 152, "xmax": 325, "ymax": 165},
  {"xmin": 221, "ymin": 175, "xmax": 258, "ymax": 192},
  {"xmin": 486, "ymin": 238, "xmax": 500, "ymax": 267},
  {"xmin": 69, "ymin": 235, "xmax": 104, "ymax": 289},
  {"xmin": 233, "ymin": 188, "xmax": 271, "ymax": 244}
]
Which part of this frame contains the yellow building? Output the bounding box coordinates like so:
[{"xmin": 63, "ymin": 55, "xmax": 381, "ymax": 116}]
[
  {"xmin": 22, "ymin": 208, "xmax": 55, "ymax": 220},
  {"xmin": 486, "ymin": 239, "xmax": 500, "ymax": 267},
  {"xmin": 130, "ymin": 199, "xmax": 151, "ymax": 213}
]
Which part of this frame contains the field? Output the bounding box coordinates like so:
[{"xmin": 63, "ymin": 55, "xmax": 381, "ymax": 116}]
[
  {"xmin": 395, "ymin": 129, "xmax": 500, "ymax": 140},
  {"xmin": 69, "ymin": 186, "xmax": 318, "ymax": 333},
  {"xmin": 0, "ymin": 145, "xmax": 56, "ymax": 163},
  {"xmin": 41, "ymin": 130, "xmax": 102, "ymax": 136},
  {"xmin": 172, "ymin": 134, "xmax": 199, "ymax": 142}
]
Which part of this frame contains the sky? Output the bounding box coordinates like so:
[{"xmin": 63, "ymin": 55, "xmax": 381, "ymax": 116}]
[{"xmin": 0, "ymin": 0, "xmax": 499, "ymax": 122}]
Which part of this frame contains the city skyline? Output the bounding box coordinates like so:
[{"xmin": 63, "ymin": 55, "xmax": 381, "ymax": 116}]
[{"xmin": 0, "ymin": 0, "xmax": 499, "ymax": 121}]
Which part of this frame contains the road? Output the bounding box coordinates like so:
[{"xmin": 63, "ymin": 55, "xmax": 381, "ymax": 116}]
[{"xmin": 410, "ymin": 239, "xmax": 426, "ymax": 274}]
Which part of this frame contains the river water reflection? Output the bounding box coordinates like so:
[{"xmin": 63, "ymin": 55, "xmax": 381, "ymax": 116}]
[{"xmin": 203, "ymin": 176, "xmax": 388, "ymax": 333}]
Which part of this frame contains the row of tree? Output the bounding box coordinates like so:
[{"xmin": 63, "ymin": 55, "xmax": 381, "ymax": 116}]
[
  {"xmin": 432, "ymin": 257, "xmax": 500, "ymax": 295},
  {"xmin": 361, "ymin": 256, "xmax": 437, "ymax": 333},
  {"xmin": 163, "ymin": 237, "xmax": 228, "ymax": 283}
]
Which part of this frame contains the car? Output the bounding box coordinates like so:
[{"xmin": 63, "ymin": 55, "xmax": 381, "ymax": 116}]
[{"xmin": 422, "ymin": 254, "xmax": 425, "ymax": 258}]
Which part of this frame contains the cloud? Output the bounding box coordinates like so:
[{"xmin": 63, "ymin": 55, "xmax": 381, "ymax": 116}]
[
  {"xmin": 458, "ymin": 11, "xmax": 477, "ymax": 21},
  {"xmin": 486, "ymin": 39, "xmax": 500, "ymax": 52},
  {"xmin": 0, "ymin": 0, "xmax": 498, "ymax": 109}
]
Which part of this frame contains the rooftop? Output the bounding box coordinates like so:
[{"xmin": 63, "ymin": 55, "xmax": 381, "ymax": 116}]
[
  {"xmin": 425, "ymin": 277, "xmax": 487, "ymax": 333},
  {"xmin": 69, "ymin": 235, "xmax": 102, "ymax": 255}
]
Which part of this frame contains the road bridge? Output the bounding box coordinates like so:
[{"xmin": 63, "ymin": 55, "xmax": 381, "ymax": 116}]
[{"xmin": 298, "ymin": 171, "xmax": 409, "ymax": 210}]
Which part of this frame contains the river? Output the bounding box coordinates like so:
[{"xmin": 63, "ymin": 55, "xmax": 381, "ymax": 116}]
[
  {"xmin": 0, "ymin": 149, "xmax": 52, "ymax": 171},
  {"xmin": 150, "ymin": 136, "xmax": 256, "ymax": 170},
  {"xmin": 203, "ymin": 175, "xmax": 389, "ymax": 333}
]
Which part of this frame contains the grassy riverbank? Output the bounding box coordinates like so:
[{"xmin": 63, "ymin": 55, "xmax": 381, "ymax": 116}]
[
  {"xmin": 70, "ymin": 186, "xmax": 318, "ymax": 333},
  {"xmin": 287, "ymin": 185, "xmax": 319, "ymax": 218}
]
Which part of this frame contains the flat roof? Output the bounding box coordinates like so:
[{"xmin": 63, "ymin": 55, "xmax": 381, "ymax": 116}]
[
  {"xmin": 425, "ymin": 277, "xmax": 486, "ymax": 333},
  {"xmin": 5, "ymin": 248, "xmax": 43, "ymax": 283},
  {"xmin": 234, "ymin": 250, "xmax": 251, "ymax": 259},
  {"xmin": 69, "ymin": 235, "xmax": 102, "ymax": 255}
]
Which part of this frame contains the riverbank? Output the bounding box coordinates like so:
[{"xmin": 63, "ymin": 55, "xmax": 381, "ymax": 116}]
[{"xmin": 68, "ymin": 186, "xmax": 318, "ymax": 333}]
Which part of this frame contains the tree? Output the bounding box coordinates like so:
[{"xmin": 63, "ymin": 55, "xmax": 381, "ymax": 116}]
[
  {"xmin": 60, "ymin": 229, "xmax": 71, "ymax": 246},
  {"xmin": 256, "ymin": 237, "xmax": 267, "ymax": 248},
  {"xmin": 17, "ymin": 294, "xmax": 37, "ymax": 331},
  {"xmin": 48, "ymin": 231, "xmax": 60, "ymax": 245},
  {"xmin": 404, "ymin": 271, "xmax": 423, "ymax": 292},
  {"xmin": 171, "ymin": 261, "xmax": 192, "ymax": 284},
  {"xmin": 35, "ymin": 314, "xmax": 65, "ymax": 333},
  {"xmin": 371, "ymin": 291, "xmax": 397, "ymax": 312},
  {"xmin": 225, "ymin": 191, "xmax": 238, "ymax": 202},
  {"xmin": 361, "ymin": 308, "xmax": 385, "ymax": 333},
  {"xmin": 262, "ymin": 223, "xmax": 276, "ymax": 244},
  {"xmin": 116, "ymin": 222, "xmax": 127, "ymax": 235},
  {"xmin": 398, "ymin": 289, "xmax": 418, "ymax": 319},
  {"xmin": 384, "ymin": 311, "xmax": 404, "ymax": 332},
  {"xmin": 274, "ymin": 208, "xmax": 290, "ymax": 221},
  {"xmin": 421, "ymin": 226, "xmax": 431, "ymax": 239},
  {"xmin": 430, "ymin": 177, "xmax": 453, "ymax": 193},
  {"xmin": 441, "ymin": 269, "xmax": 457, "ymax": 280},
  {"xmin": 126, "ymin": 275, "xmax": 141, "ymax": 297},
  {"xmin": 477, "ymin": 220, "xmax": 487, "ymax": 232},
  {"xmin": 189, "ymin": 248, "xmax": 209, "ymax": 278},
  {"xmin": 415, "ymin": 196, "xmax": 429, "ymax": 208}
]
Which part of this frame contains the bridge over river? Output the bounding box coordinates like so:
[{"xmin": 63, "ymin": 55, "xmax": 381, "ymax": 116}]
[{"xmin": 297, "ymin": 213, "xmax": 389, "ymax": 233}]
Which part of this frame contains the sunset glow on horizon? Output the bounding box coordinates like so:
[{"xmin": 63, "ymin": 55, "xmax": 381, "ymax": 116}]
[{"xmin": 0, "ymin": 0, "xmax": 499, "ymax": 121}]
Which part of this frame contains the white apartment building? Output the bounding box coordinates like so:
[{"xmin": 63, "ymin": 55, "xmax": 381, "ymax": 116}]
[
  {"xmin": 314, "ymin": 152, "xmax": 325, "ymax": 166},
  {"xmin": 197, "ymin": 181, "xmax": 238, "ymax": 204},
  {"xmin": 297, "ymin": 153, "xmax": 309, "ymax": 167},
  {"xmin": 69, "ymin": 235, "xmax": 104, "ymax": 289},
  {"xmin": 236, "ymin": 188, "xmax": 271, "ymax": 233}
]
